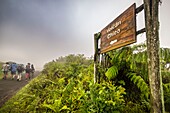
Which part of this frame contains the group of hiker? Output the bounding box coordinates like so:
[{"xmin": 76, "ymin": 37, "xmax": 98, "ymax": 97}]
[{"xmin": 1, "ymin": 62, "xmax": 35, "ymax": 81}]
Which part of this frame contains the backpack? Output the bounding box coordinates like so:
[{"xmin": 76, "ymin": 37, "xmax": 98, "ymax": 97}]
[
  {"xmin": 26, "ymin": 65, "xmax": 30, "ymax": 73},
  {"xmin": 2, "ymin": 64, "xmax": 8, "ymax": 71},
  {"xmin": 17, "ymin": 65, "xmax": 22, "ymax": 72},
  {"xmin": 11, "ymin": 63, "xmax": 17, "ymax": 72},
  {"xmin": 4, "ymin": 64, "xmax": 8, "ymax": 71}
]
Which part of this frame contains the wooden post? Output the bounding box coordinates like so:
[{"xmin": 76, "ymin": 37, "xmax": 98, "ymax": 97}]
[
  {"xmin": 94, "ymin": 33, "xmax": 100, "ymax": 83},
  {"xmin": 143, "ymin": 0, "xmax": 165, "ymax": 112}
]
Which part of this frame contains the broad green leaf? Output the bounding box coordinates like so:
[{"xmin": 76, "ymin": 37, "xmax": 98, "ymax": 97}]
[{"xmin": 105, "ymin": 66, "xmax": 118, "ymax": 80}]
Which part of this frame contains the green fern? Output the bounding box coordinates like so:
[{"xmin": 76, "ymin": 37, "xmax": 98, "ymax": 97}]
[
  {"xmin": 137, "ymin": 79, "xmax": 143, "ymax": 87},
  {"xmin": 105, "ymin": 66, "xmax": 118, "ymax": 80},
  {"xmin": 163, "ymin": 83, "xmax": 170, "ymax": 92},
  {"xmin": 127, "ymin": 73, "xmax": 149, "ymax": 99}
]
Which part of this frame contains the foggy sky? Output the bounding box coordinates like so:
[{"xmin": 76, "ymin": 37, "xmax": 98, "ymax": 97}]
[{"xmin": 0, "ymin": 0, "xmax": 170, "ymax": 70}]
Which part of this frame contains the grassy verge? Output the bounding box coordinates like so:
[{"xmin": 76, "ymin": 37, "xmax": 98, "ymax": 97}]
[{"xmin": 0, "ymin": 74, "xmax": 43, "ymax": 112}]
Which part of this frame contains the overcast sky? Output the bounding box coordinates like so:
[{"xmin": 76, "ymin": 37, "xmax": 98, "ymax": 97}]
[{"xmin": 0, "ymin": 0, "xmax": 170, "ymax": 70}]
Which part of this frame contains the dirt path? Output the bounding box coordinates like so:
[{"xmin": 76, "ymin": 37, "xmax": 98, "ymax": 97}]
[{"xmin": 0, "ymin": 72, "xmax": 39, "ymax": 107}]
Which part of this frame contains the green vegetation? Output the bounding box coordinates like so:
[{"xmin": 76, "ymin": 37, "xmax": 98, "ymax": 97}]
[
  {"xmin": 0, "ymin": 62, "xmax": 4, "ymax": 79},
  {"xmin": 0, "ymin": 44, "xmax": 170, "ymax": 113}
]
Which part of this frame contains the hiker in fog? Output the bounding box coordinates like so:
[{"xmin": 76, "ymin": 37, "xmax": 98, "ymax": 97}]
[
  {"xmin": 10, "ymin": 62, "xmax": 17, "ymax": 80},
  {"xmin": 17, "ymin": 64, "xmax": 24, "ymax": 81},
  {"xmin": 30, "ymin": 64, "xmax": 35, "ymax": 78},
  {"xmin": 25, "ymin": 63, "xmax": 31, "ymax": 81},
  {"xmin": 2, "ymin": 62, "xmax": 9, "ymax": 80}
]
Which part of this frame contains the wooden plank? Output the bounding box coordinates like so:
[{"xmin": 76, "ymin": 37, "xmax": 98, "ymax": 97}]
[{"xmin": 101, "ymin": 3, "xmax": 136, "ymax": 53}]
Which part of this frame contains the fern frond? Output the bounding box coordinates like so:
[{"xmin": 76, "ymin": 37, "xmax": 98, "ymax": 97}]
[
  {"xmin": 163, "ymin": 83, "xmax": 170, "ymax": 92},
  {"xmin": 133, "ymin": 76, "xmax": 141, "ymax": 84},
  {"xmin": 126, "ymin": 73, "xmax": 135, "ymax": 78},
  {"xmin": 137, "ymin": 79, "xmax": 144, "ymax": 89},
  {"xmin": 126, "ymin": 72, "xmax": 149, "ymax": 98},
  {"xmin": 105, "ymin": 66, "xmax": 118, "ymax": 80},
  {"xmin": 130, "ymin": 74, "xmax": 137, "ymax": 82}
]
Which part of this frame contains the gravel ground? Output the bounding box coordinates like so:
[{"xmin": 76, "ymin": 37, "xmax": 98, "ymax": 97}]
[{"xmin": 0, "ymin": 72, "xmax": 39, "ymax": 107}]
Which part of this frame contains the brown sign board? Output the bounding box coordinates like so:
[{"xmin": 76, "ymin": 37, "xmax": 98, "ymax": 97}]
[{"xmin": 100, "ymin": 3, "xmax": 136, "ymax": 53}]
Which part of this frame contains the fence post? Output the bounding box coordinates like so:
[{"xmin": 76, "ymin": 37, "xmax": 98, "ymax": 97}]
[{"xmin": 94, "ymin": 33, "xmax": 100, "ymax": 83}]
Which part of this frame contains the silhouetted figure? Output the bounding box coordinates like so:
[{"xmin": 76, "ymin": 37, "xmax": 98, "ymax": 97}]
[
  {"xmin": 11, "ymin": 63, "xmax": 17, "ymax": 80},
  {"xmin": 17, "ymin": 64, "xmax": 24, "ymax": 81},
  {"xmin": 2, "ymin": 62, "xmax": 9, "ymax": 80},
  {"xmin": 31, "ymin": 64, "xmax": 35, "ymax": 78},
  {"xmin": 25, "ymin": 63, "xmax": 31, "ymax": 81}
]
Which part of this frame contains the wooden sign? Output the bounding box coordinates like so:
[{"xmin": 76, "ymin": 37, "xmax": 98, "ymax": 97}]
[{"xmin": 100, "ymin": 3, "xmax": 136, "ymax": 53}]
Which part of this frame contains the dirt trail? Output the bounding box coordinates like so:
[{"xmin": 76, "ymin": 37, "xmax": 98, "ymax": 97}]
[{"xmin": 0, "ymin": 72, "xmax": 39, "ymax": 107}]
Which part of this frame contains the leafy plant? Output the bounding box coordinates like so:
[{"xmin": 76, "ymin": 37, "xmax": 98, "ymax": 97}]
[
  {"xmin": 103, "ymin": 44, "xmax": 150, "ymax": 112},
  {"xmin": 1, "ymin": 46, "xmax": 170, "ymax": 113},
  {"xmin": 126, "ymin": 72, "xmax": 149, "ymax": 99},
  {"xmin": 105, "ymin": 65, "xmax": 118, "ymax": 80}
]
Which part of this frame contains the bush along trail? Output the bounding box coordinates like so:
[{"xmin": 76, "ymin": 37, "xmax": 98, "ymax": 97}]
[
  {"xmin": 0, "ymin": 71, "xmax": 39, "ymax": 107},
  {"xmin": 0, "ymin": 44, "xmax": 170, "ymax": 112}
]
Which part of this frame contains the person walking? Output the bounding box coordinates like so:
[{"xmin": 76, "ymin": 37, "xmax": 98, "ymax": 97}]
[
  {"xmin": 17, "ymin": 64, "xmax": 23, "ymax": 81},
  {"xmin": 31, "ymin": 64, "xmax": 35, "ymax": 78},
  {"xmin": 11, "ymin": 62, "xmax": 17, "ymax": 80},
  {"xmin": 25, "ymin": 63, "xmax": 31, "ymax": 81},
  {"xmin": 2, "ymin": 62, "xmax": 9, "ymax": 80}
]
